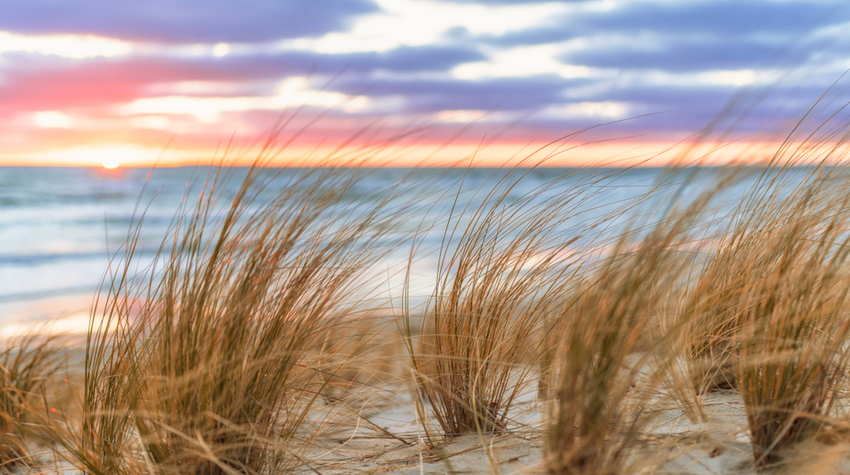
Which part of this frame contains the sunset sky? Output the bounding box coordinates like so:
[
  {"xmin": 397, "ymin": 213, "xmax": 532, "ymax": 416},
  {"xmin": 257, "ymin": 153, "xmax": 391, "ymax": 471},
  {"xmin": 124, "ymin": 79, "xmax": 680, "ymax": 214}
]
[{"xmin": 2, "ymin": 0, "xmax": 850, "ymax": 167}]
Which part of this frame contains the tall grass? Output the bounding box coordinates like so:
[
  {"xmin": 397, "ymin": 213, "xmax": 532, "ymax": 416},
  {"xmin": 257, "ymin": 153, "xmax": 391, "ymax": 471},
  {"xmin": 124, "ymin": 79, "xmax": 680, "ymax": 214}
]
[
  {"xmin": 0, "ymin": 333, "xmax": 61, "ymax": 468},
  {"xmin": 12, "ymin": 137, "xmax": 850, "ymax": 474},
  {"xmin": 718, "ymin": 162, "xmax": 850, "ymax": 468},
  {"xmin": 401, "ymin": 168, "xmax": 609, "ymax": 436},
  {"xmin": 68, "ymin": 165, "xmax": 403, "ymax": 474},
  {"xmin": 543, "ymin": 168, "xmax": 735, "ymax": 475},
  {"xmin": 681, "ymin": 244, "xmax": 744, "ymax": 395}
]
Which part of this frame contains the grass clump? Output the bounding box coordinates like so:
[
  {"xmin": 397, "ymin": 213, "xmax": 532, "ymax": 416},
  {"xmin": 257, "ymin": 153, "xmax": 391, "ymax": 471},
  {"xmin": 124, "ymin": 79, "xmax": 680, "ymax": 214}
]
[
  {"xmin": 401, "ymin": 169, "xmax": 598, "ymax": 437},
  {"xmin": 0, "ymin": 333, "xmax": 61, "ymax": 469},
  {"xmin": 543, "ymin": 169, "xmax": 732, "ymax": 475},
  {"xmin": 722, "ymin": 164, "xmax": 850, "ymax": 469},
  {"xmin": 16, "ymin": 133, "xmax": 850, "ymax": 474},
  {"xmin": 681, "ymin": 253, "xmax": 743, "ymax": 396},
  {"xmin": 71, "ymin": 165, "xmax": 402, "ymax": 475}
]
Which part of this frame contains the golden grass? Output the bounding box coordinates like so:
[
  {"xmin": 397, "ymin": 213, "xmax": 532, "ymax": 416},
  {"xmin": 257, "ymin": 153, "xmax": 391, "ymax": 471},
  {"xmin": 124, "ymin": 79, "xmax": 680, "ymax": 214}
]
[
  {"xmin": 542, "ymin": 168, "xmax": 737, "ymax": 475},
  {"xmin": 0, "ymin": 332, "xmax": 62, "ymax": 469},
  {"xmin": 724, "ymin": 163, "xmax": 850, "ymax": 469},
  {"xmin": 57, "ymin": 165, "xmax": 406, "ymax": 474},
  {"xmin": 10, "ymin": 137, "xmax": 850, "ymax": 474},
  {"xmin": 401, "ymin": 168, "xmax": 597, "ymax": 437}
]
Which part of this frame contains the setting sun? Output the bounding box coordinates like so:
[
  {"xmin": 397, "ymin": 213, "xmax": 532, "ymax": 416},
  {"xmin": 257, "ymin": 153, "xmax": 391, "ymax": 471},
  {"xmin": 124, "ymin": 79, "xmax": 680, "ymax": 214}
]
[{"xmin": 102, "ymin": 158, "xmax": 119, "ymax": 169}]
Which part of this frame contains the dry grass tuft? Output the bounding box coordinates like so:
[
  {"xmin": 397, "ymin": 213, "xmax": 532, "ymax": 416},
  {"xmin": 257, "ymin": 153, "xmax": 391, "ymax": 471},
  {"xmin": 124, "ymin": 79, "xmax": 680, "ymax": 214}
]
[
  {"xmin": 62, "ymin": 165, "xmax": 403, "ymax": 475},
  {"xmin": 543, "ymin": 169, "xmax": 734, "ymax": 475},
  {"xmin": 401, "ymin": 169, "xmax": 599, "ymax": 437},
  {"xmin": 723, "ymin": 163, "xmax": 850, "ymax": 469},
  {"xmin": 16, "ymin": 134, "xmax": 850, "ymax": 475},
  {"xmin": 0, "ymin": 332, "xmax": 62, "ymax": 469}
]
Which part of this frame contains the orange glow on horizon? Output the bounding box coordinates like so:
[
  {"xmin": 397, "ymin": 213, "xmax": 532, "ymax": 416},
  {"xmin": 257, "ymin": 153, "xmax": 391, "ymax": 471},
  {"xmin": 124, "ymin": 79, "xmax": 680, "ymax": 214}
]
[{"xmin": 0, "ymin": 139, "xmax": 840, "ymax": 168}]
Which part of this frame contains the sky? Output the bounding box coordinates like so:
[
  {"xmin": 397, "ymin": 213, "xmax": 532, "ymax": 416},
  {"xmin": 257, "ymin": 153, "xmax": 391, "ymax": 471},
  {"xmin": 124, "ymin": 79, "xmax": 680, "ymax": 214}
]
[{"xmin": 2, "ymin": 0, "xmax": 850, "ymax": 167}]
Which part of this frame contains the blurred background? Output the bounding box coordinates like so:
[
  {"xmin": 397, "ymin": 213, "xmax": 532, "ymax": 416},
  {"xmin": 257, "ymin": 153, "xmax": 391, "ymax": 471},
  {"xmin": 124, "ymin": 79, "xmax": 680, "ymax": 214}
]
[
  {"xmin": 1, "ymin": 0, "xmax": 849, "ymax": 332},
  {"xmin": 2, "ymin": 0, "xmax": 850, "ymax": 166}
]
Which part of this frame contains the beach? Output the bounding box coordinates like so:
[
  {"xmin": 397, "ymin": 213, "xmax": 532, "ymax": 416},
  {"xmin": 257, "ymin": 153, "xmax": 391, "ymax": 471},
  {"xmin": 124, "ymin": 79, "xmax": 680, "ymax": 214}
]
[{"xmin": 4, "ymin": 163, "xmax": 850, "ymax": 474}]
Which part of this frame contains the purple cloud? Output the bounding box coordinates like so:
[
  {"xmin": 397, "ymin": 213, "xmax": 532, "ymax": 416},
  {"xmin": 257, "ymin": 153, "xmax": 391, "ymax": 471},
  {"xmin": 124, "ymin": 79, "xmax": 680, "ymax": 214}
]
[
  {"xmin": 479, "ymin": 0, "xmax": 847, "ymax": 47},
  {"xmin": 335, "ymin": 75, "xmax": 589, "ymax": 112},
  {"xmin": 1, "ymin": 0, "xmax": 378, "ymax": 43},
  {"xmin": 561, "ymin": 38, "xmax": 812, "ymax": 73}
]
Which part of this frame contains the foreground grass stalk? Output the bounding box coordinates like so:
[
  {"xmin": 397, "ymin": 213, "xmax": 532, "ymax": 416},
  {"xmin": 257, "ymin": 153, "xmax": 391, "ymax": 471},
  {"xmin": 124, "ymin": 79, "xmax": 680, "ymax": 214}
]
[
  {"xmin": 544, "ymin": 169, "xmax": 731, "ymax": 475},
  {"xmin": 71, "ymin": 165, "xmax": 401, "ymax": 474},
  {"xmin": 402, "ymin": 169, "xmax": 602, "ymax": 436},
  {"xmin": 0, "ymin": 333, "xmax": 61, "ymax": 469},
  {"xmin": 727, "ymin": 164, "xmax": 850, "ymax": 469}
]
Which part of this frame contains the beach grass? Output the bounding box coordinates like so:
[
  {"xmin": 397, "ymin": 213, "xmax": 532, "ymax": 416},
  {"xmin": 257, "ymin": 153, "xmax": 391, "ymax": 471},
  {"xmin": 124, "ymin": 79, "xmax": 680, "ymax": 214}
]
[
  {"xmin": 541, "ymin": 167, "xmax": 736, "ymax": 475},
  {"xmin": 400, "ymin": 168, "xmax": 598, "ymax": 437},
  {"xmin": 728, "ymin": 163, "xmax": 850, "ymax": 469},
  {"xmin": 54, "ymin": 165, "xmax": 405, "ymax": 474},
  {"xmin": 0, "ymin": 332, "xmax": 62, "ymax": 469},
  {"xmin": 7, "ymin": 141, "xmax": 850, "ymax": 474}
]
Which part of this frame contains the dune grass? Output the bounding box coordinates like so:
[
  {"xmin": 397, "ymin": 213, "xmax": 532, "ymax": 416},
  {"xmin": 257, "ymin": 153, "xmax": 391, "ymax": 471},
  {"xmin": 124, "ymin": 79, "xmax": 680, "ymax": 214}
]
[
  {"xmin": 718, "ymin": 162, "xmax": 850, "ymax": 469},
  {"xmin": 542, "ymin": 168, "xmax": 736, "ymax": 475},
  {"xmin": 400, "ymin": 168, "xmax": 613, "ymax": 437},
  {"xmin": 61, "ymin": 165, "xmax": 405, "ymax": 475},
  {"xmin": 10, "ymin": 137, "xmax": 850, "ymax": 474},
  {"xmin": 0, "ymin": 333, "xmax": 62, "ymax": 469}
]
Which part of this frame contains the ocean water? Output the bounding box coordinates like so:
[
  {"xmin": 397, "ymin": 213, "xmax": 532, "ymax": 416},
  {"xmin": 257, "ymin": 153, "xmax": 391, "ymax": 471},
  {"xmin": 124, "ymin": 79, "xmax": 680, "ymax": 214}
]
[{"xmin": 0, "ymin": 165, "xmax": 763, "ymax": 333}]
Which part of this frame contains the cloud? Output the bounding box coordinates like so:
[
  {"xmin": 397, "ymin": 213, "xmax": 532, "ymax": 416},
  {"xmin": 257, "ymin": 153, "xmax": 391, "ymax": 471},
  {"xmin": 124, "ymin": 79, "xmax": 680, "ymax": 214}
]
[
  {"xmin": 562, "ymin": 38, "xmax": 812, "ymax": 72},
  {"xmin": 370, "ymin": 45, "xmax": 485, "ymax": 72},
  {"xmin": 480, "ymin": 28, "xmax": 575, "ymax": 47},
  {"xmin": 479, "ymin": 0, "xmax": 848, "ymax": 47},
  {"xmin": 0, "ymin": 0, "xmax": 378, "ymax": 43},
  {"xmin": 2, "ymin": 0, "xmax": 849, "ymax": 152},
  {"xmin": 0, "ymin": 47, "xmax": 820, "ymax": 138},
  {"xmin": 0, "ymin": 58, "xmax": 152, "ymax": 113},
  {"xmin": 242, "ymin": 45, "xmax": 486, "ymax": 74},
  {"xmin": 0, "ymin": 42, "xmax": 486, "ymax": 113},
  {"xmin": 441, "ymin": 0, "xmax": 589, "ymax": 3},
  {"xmin": 575, "ymin": 0, "xmax": 844, "ymax": 37},
  {"xmin": 563, "ymin": 79, "xmax": 842, "ymax": 135},
  {"xmin": 335, "ymin": 75, "xmax": 587, "ymax": 112},
  {"xmin": 0, "ymin": 55, "xmax": 277, "ymax": 114}
]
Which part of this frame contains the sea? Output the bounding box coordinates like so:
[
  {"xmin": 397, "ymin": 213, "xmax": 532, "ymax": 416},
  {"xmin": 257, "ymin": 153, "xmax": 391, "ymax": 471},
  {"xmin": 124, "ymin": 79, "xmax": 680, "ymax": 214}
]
[{"xmin": 0, "ymin": 165, "xmax": 778, "ymax": 335}]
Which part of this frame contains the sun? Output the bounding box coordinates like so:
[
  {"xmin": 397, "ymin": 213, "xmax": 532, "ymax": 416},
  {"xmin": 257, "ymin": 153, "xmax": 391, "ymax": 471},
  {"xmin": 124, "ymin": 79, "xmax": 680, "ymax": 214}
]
[{"xmin": 102, "ymin": 158, "xmax": 120, "ymax": 169}]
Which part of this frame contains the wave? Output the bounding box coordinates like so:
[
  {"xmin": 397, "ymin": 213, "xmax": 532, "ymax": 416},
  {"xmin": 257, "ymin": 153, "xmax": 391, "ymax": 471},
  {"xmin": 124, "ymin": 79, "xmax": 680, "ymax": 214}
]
[
  {"xmin": 0, "ymin": 285, "xmax": 98, "ymax": 303},
  {"xmin": 0, "ymin": 249, "xmax": 158, "ymax": 267}
]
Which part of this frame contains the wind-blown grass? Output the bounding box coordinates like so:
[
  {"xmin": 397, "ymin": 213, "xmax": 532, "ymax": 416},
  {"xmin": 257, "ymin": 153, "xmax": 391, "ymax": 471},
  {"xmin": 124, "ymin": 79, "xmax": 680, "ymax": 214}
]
[
  {"xmin": 13, "ymin": 134, "xmax": 850, "ymax": 474},
  {"xmin": 66, "ymin": 165, "xmax": 404, "ymax": 475},
  {"xmin": 401, "ymin": 168, "xmax": 609, "ymax": 437},
  {"xmin": 0, "ymin": 332, "xmax": 61, "ymax": 469},
  {"xmin": 720, "ymin": 163, "xmax": 850, "ymax": 469},
  {"xmin": 543, "ymin": 168, "xmax": 736, "ymax": 475}
]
